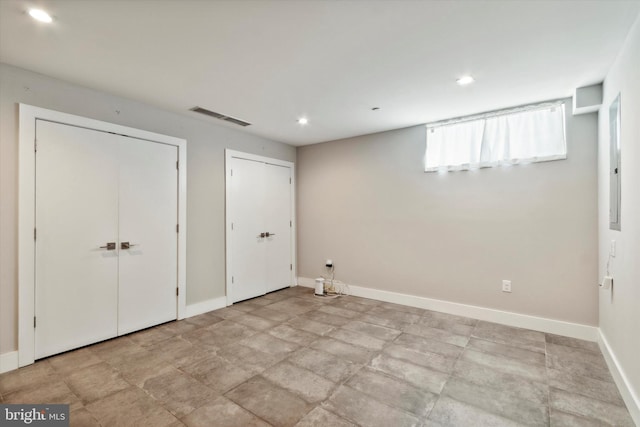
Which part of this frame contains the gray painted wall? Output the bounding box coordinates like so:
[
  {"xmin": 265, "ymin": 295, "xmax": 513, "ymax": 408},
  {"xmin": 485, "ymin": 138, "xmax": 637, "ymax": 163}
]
[
  {"xmin": 598, "ymin": 15, "xmax": 640, "ymax": 421},
  {"xmin": 297, "ymin": 104, "xmax": 598, "ymax": 326},
  {"xmin": 0, "ymin": 63, "xmax": 296, "ymax": 354}
]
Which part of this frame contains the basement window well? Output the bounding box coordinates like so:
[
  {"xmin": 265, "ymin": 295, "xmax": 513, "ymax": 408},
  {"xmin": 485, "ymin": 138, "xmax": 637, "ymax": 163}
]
[{"xmin": 425, "ymin": 101, "xmax": 566, "ymax": 172}]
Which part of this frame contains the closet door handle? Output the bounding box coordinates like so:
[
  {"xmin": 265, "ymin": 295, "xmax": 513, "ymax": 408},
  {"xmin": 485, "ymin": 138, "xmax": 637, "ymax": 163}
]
[
  {"xmin": 265, "ymin": 232, "xmax": 275, "ymax": 237},
  {"xmin": 100, "ymin": 242, "xmax": 116, "ymax": 250},
  {"xmin": 121, "ymin": 242, "xmax": 138, "ymax": 249},
  {"xmin": 258, "ymin": 233, "xmax": 266, "ymax": 238}
]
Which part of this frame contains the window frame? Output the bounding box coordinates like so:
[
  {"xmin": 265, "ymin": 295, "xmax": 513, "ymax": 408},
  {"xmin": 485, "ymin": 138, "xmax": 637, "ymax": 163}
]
[{"xmin": 425, "ymin": 100, "xmax": 567, "ymax": 173}]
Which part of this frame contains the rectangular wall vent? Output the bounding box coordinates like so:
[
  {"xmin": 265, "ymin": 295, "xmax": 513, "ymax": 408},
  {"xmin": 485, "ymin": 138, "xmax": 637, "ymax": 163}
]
[{"xmin": 190, "ymin": 106, "xmax": 251, "ymax": 127}]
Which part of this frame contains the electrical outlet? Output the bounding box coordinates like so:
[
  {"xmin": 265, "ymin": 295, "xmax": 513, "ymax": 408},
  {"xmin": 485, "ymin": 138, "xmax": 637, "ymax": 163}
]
[{"xmin": 502, "ymin": 280, "xmax": 512, "ymax": 293}]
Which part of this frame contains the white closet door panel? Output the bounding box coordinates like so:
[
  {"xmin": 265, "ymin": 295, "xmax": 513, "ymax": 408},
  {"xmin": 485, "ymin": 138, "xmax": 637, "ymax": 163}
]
[
  {"xmin": 230, "ymin": 158, "xmax": 266, "ymax": 302},
  {"xmin": 35, "ymin": 121, "xmax": 119, "ymax": 358},
  {"xmin": 264, "ymin": 164, "xmax": 292, "ymax": 292},
  {"xmin": 118, "ymin": 137, "xmax": 178, "ymax": 334}
]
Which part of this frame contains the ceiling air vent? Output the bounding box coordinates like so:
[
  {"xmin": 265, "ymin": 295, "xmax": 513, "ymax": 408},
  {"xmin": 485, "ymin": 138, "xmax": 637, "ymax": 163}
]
[{"xmin": 190, "ymin": 106, "xmax": 251, "ymax": 127}]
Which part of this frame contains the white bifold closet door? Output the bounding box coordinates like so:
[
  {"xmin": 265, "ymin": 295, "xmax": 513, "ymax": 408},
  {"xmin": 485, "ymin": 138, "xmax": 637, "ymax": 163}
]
[
  {"xmin": 34, "ymin": 120, "xmax": 177, "ymax": 359},
  {"xmin": 229, "ymin": 157, "xmax": 292, "ymax": 303}
]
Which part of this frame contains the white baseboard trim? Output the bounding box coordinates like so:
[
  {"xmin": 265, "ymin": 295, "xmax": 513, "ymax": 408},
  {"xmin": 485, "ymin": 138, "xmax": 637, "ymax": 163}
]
[
  {"xmin": 598, "ymin": 330, "xmax": 640, "ymax": 425},
  {"xmin": 185, "ymin": 296, "xmax": 228, "ymax": 318},
  {"xmin": 297, "ymin": 277, "xmax": 597, "ymax": 341},
  {"xmin": 0, "ymin": 351, "xmax": 19, "ymax": 374}
]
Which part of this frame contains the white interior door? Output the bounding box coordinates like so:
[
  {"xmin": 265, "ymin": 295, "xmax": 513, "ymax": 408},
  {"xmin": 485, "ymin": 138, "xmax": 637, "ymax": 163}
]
[
  {"xmin": 230, "ymin": 158, "xmax": 266, "ymax": 303},
  {"xmin": 35, "ymin": 121, "xmax": 178, "ymax": 359},
  {"xmin": 264, "ymin": 164, "xmax": 292, "ymax": 293},
  {"xmin": 118, "ymin": 137, "xmax": 178, "ymax": 334},
  {"xmin": 228, "ymin": 155, "xmax": 293, "ymax": 302},
  {"xmin": 35, "ymin": 120, "xmax": 119, "ymax": 358}
]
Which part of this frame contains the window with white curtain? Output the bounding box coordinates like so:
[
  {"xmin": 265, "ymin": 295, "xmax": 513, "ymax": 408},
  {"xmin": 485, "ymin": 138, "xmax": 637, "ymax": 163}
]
[{"xmin": 425, "ymin": 102, "xmax": 566, "ymax": 172}]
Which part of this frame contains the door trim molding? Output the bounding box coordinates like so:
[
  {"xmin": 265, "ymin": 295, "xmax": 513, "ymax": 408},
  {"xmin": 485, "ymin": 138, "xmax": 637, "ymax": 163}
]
[
  {"xmin": 225, "ymin": 149, "xmax": 296, "ymax": 305},
  {"xmin": 18, "ymin": 104, "xmax": 188, "ymax": 367}
]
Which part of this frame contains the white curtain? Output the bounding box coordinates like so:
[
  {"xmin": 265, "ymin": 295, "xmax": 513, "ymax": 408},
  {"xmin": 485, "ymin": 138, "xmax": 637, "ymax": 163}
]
[{"xmin": 426, "ymin": 104, "xmax": 566, "ymax": 172}]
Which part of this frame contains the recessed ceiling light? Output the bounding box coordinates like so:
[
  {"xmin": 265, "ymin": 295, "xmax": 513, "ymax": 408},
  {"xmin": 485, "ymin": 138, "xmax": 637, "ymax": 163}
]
[
  {"xmin": 297, "ymin": 117, "xmax": 308, "ymax": 125},
  {"xmin": 29, "ymin": 8, "xmax": 53, "ymax": 23},
  {"xmin": 456, "ymin": 75, "xmax": 475, "ymax": 86}
]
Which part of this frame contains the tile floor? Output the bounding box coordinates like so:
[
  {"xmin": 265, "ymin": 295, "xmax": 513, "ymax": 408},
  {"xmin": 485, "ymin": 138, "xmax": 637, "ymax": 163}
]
[{"xmin": 0, "ymin": 286, "xmax": 634, "ymax": 427}]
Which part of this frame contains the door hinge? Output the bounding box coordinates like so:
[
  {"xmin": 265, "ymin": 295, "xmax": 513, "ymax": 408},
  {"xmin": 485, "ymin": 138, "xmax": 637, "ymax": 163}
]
[
  {"xmin": 176, "ymin": 224, "xmax": 179, "ymax": 233},
  {"xmin": 176, "ymin": 287, "xmax": 179, "ymax": 296},
  {"xmin": 176, "ymin": 161, "xmax": 179, "ymax": 170},
  {"xmin": 34, "ymin": 316, "xmax": 36, "ymax": 328},
  {"xmin": 232, "ymin": 276, "xmax": 234, "ymax": 284},
  {"xmin": 34, "ymin": 140, "xmax": 37, "ymax": 153},
  {"xmin": 290, "ymin": 220, "xmax": 292, "ymax": 227},
  {"xmin": 34, "ymin": 228, "xmax": 37, "ymax": 240},
  {"xmin": 231, "ymin": 223, "xmax": 234, "ymax": 230},
  {"xmin": 230, "ymin": 169, "xmax": 233, "ymax": 177},
  {"xmin": 290, "ymin": 264, "xmax": 292, "ymax": 271},
  {"xmin": 289, "ymin": 178, "xmax": 291, "ymax": 184}
]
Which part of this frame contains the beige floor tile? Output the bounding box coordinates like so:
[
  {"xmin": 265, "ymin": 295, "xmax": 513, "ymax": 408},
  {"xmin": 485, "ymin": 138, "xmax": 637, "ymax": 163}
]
[
  {"xmin": 181, "ymin": 354, "xmax": 255, "ymax": 394},
  {"xmin": 3, "ymin": 379, "xmax": 82, "ymax": 411},
  {"xmin": 286, "ymin": 316, "xmax": 336, "ymax": 335},
  {"xmin": 267, "ymin": 324, "xmax": 319, "ymax": 345},
  {"xmin": 128, "ymin": 326, "xmax": 173, "ymax": 347},
  {"xmin": 452, "ymin": 359, "xmax": 548, "ymax": 404},
  {"xmin": 239, "ymin": 333, "xmax": 300, "ymax": 357},
  {"xmin": 183, "ymin": 320, "xmax": 258, "ymax": 349},
  {"xmin": 547, "ymin": 367, "xmax": 624, "ymax": 406},
  {"xmin": 86, "ymin": 386, "xmax": 178, "ymax": 427},
  {"xmin": 146, "ymin": 336, "xmax": 214, "ymax": 369},
  {"xmin": 382, "ymin": 344, "xmax": 456, "ymax": 374},
  {"xmin": 466, "ymin": 337, "xmax": 546, "ymax": 366},
  {"xmin": 402, "ymin": 324, "xmax": 469, "ymax": 347},
  {"xmin": 472, "ymin": 321, "xmax": 545, "ymax": 354},
  {"xmin": 252, "ymin": 307, "xmax": 296, "ymax": 323},
  {"xmin": 294, "ymin": 407, "xmax": 356, "ymax": 427},
  {"xmin": 91, "ymin": 336, "xmax": 147, "ymax": 366},
  {"xmin": 69, "ymin": 407, "xmax": 101, "ymax": 427},
  {"xmin": 181, "ymin": 396, "xmax": 270, "ymax": 427},
  {"xmin": 341, "ymin": 320, "xmax": 402, "ymax": 341},
  {"xmin": 0, "ymin": 361, "xmax": 59, "ymax": 395},
  {"xmin": 225, "ymin": 376, "xmax": 313, "ymax": 427},
  {"xmin": 546, "ymin": 342, "xmax": 613, "ymax": 382},
  {"xmin": 460, "ymin": 349, "xmax": 547, "ymax": 383},
  {"xmin": 48, "ymin": 348, "xmax": 103, "ymax": 376},
  {"xmin": 328, "ymin": 328, "xmax": 387, "ymax": 351},
  {"xmin": 549, "ymin": 410, "xmax": 604, "ymax": 427},
  {"xmin": 183, "ymin": 312, "xmax": 224, "ymax": 328},
  {"xmin": 549, "ymin": 387, "xmax": 634, "ymax": 426},
  {"xmin": 65, "ymin": 362, "xmax": 130, "ymax": 404},
  {"xmin": 143, "ymin": 369, "xmax": 218, "ymax": 418},
  {"xmin": 324, "ymin": 385, "xmax": 421, "ymax": 427},
  {"xmin": 310, "ymin": 337, "xmax": 376, "ymax": 364},
  {"xmin": 428, "ymin": 395, "xmax": 523, "ymax": 427},
  {"xmin": 262, "ymin": 362, "xmax": 336, "ymax": 403},
  {"xmin": 442, "ymin": 377, "xmax": 548, "ymax": 426},
  {"xmin": 347, "ymin": 367, "xmax": 437, "ymax": 417},
  {"xmin": 287, "ymin": 347, "xmax": 361, "ymax": 383},
  {"xmin": 394, "ymin": 333, "xmax": 464, "ymax": 359},
  {"xmin": 231, "ymin": 314, "xmax": 279, "ymax": 331},
  {"xmin": 300, "ymin": 310, "xmax": 352, "ymax": 327},
  {"xmin": 369, "ymin": 353, "xmax": 448, "ymax": 394},
  {"xmin": 217, "ymin": 342, "xmax": 285, "ymax": 374},
  {"xmin": 545, "ymin": 333, "xmax": 600, "ymax": 354}
]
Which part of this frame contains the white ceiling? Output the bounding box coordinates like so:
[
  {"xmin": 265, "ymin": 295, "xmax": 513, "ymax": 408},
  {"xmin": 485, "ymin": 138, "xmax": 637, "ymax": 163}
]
[{"xmin": 1, "ymin": 0, "xmax": 639, "ymax": 146}]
